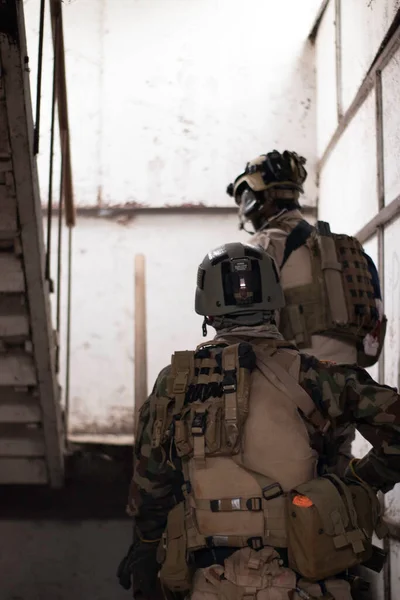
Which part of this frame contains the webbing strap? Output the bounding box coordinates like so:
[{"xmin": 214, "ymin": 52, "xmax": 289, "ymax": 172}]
[
  {"xmin": 194, "ymin": 496, "xmax": 263, "ymax": 512},
  {"xmin": 193, "ymin": 494, "xmax": 285, "ymax": 515},
  {"xmin": 322, "ymin": 475, "xmax": 366, "ymax": 554},
  {"xmin": 283, "ymin": 304, "xmax": 308, "ymax": 346},
  {"xmin": 254, "ymin": 348, "xmax": 330, "ymax": 434},
  {"xmin": 322, "ymin": 260, "xmax": 343, "ymax": 271},
  {"xmin": 171, "ymin": 351, "xmax": 194, "ymax": 414},
  {"xmin": 363, "ymin": 251, "xmax": 382, "ymax": 300},
  {"xmin": 326, "ymin": 474, "xmax": 359, "ymax": 529},
  {"xmin": 241, "ymin": 467, "xmax": 285, "ymax": 502},
  {"xmin": 222, "ymin": 346, "xmax": 239, "ymax": 448},
  {"xmin": 203, "ymin": 535, "xmax": 268, "ymax": 550},
  {"xmin": 192, "ymin": 405, "xmax": 207, "ymax": 469},
  {"xmin": 334, "ymin": 527, "xmax": 365, "ymax": 554},
  {"xmin": 280, "ymin": 219, "xmax": 314, "ymax": 269}
]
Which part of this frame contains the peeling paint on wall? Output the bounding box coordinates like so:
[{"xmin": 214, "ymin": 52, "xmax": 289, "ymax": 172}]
[
  {"xmin": 24, "ymin": 0, "xmax": 320, "ymax": 210},
  {"xmin": 47, "ymin": 213, "xmax": 248, "ymax": 435}
]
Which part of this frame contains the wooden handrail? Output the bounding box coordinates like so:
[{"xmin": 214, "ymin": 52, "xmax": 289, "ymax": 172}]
[{"xmin": 49, "ymin": 0, "xmax": 75, "ymax": 227}]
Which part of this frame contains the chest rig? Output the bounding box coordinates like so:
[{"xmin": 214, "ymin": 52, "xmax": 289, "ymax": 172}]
[{"xmin": 151, "ymin": 341, "xmax": 256, "ymax": 464}]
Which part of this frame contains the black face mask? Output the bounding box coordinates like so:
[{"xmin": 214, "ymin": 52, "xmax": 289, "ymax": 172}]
[
  {"xmin": 237, "ymin": 188, "xmax": 300, "ymax": 233},
  {"xmin": 237, "ymin": 188, "xmax": 265, "ymax": 232}
]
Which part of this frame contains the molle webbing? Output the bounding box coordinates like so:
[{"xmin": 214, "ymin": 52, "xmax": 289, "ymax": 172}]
[
  {"xmin": 279, "ymin": 222, "xmax": 379, "ymax": 348},
  {"xmin": 150, "ymin": 343, "xmax": 256, "ymax": 452},
  {"xmin": 183, "ymin": 467, "xmax": 287, "ymax": 552},
  {"xmin": 335, "ymin": 234, "xmax": 378, "ymax": 333}
]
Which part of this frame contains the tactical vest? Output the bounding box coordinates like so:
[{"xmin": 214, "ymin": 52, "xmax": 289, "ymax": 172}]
[
  {"xmin": 152, "ymin": 341, "xmax": 383, "ymax": 592},
  {"xmin": 152, "ymin": 341, "xmax": 332, "ymax": 590},
  {"xmin": 266, "ymin": 220, "xmax": 385, "ymax": 367}
]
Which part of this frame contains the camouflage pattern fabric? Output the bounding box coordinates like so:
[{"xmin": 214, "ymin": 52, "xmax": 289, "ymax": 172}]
[
  {"xmin": 128, "ymin": 366, "xmax": 183, "ymax": 541},
  {"xmin": 129, "ymin": 344, "xmax": 400, "ymax": 541},
  {"xmin": 127, "ymin": 333, "xmax": 400, "ymax": 597},
  {"xmin": 299, "ymin": 352, "xmax": 400, "ymax": 492}
]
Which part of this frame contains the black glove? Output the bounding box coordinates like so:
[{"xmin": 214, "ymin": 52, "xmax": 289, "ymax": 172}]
[
  {"xmin": 117, "ymin": 543, "xmax": 135, "ymax": 590},
  {"xmin": 117, "ymin": 540, "xmax": 160, "ymax": 598}
]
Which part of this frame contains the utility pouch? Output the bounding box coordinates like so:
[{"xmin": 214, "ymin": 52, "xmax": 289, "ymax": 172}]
[
  {"xmin": 357, "ymin": 315, "xmax": 388, "ymax": 368},
  {"xmin": 294, "ymin": 578, "xmax": 352, "ymax": 600},
  {"xmin": 158, "ymin": 502, "xmax": 193, "ymax": 592},
  {"xmin": 191, "ymin": 547, "xmax": 297, "ymax": 600},
  {"xmin": 287, "ymin": 475, "xmax": 373, "ymax": 580}
]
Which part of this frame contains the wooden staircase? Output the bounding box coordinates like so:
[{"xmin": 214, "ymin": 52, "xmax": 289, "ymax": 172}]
[{"xmin": 0, "ymin": 1, "xmax": 64, "ymax": 487}]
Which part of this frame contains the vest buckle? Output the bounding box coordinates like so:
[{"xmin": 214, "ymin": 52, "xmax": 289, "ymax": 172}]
[
  {"xmin": 247, "ymin": 537, "xmax": 263, "ymax": 550},
  {"xmin": 246, "ymin": 497, "xmax": 263, "ymax": 511},
  {"xmin": 192, "ymin": 411, "xmax": 207, "ymax": 436},
  {"xmin": 222, "ymin": 370, "xmax": 237, "ymax": 393},
  {"xmin": 262, "ymin": 482, "xmax": 283, "ymax": 501}
]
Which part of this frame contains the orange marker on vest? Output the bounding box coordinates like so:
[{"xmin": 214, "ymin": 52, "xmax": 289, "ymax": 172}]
[{"xmin": 292, "ymin": 494, "xmax": 314, "ymax": 508}]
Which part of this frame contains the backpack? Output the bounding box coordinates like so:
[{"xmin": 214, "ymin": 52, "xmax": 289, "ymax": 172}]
[{"xmin": 277, "ymin": 219, "xmax": 386, "ymax": 367}]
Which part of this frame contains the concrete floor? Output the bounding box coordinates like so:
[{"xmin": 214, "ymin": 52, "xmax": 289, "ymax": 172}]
[{"xmin": 0, "ymin": 519, "xmax": 132, "ymax": 600}]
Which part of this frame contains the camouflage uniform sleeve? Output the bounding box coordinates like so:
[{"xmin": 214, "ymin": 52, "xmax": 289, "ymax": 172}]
[
  {"xmin": 128, "ymin": 365, "xmax": 184, "ymax": 541},
  {"xmin": 299, "ymin": 354, "xmax": 400, "ymax": 492}
]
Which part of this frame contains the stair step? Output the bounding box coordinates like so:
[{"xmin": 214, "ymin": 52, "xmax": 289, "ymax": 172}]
[
  {"xmin": 0, "ymin": 314, "xmax": 29, "ymax": 339},
  {"xmin": 0, "ymin": 458, "xmax": 47, "ymax": 484},
  {"xmin": 0, "ymin": 429, "xmax": 45, "ymax": 457},
  {"xmin": 0, "ymin": 185, "xmax": 17, "ymax": 235},
  {"xmin": 0, "ymin": 159, "xmax": 12, "ymax": 173},
  {"xmin": 0, "ymin": 353, "xmax": 36, "ymax": 385},
  {"xmin": 0, "ymin": 99, "xmax": 10, "ymax": 155},
  {"xmin": 0, "ymin": 11, "xmax": 65, "ymax": 487},
  {"xmin": 0, "ymin": 392, "xmax": 41, "ymax": 424},
  {"xmin": 0, "ymin": 254, "xmax": 25, "ymax": 293},
  {"xmin": 0, "ymin": 295, "xmax": 29, "ymax": 339}
]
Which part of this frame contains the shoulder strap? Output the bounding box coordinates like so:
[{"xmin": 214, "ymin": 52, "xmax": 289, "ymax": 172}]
[
  {"xmin": 253, "ymin": 347, "xmax": 330, "ymax": 434},
  {"xmin": 280, "ymin": 219, "xmax": 314, "ymax": 269},
  {"xmin": 168, "ymin": 350, "xmax": 195, "ymax": 413},
  {"xmin": 362, "ymin": 251, "xmax": 382, "ymax": 300}
]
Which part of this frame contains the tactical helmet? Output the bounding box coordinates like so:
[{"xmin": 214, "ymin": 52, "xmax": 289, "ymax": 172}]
[
  {"xmin": 226, "ymin": 151, "xmax": 307, "ymax": 231},
  {"xmin": 195, "ymin": 242, "xmax": 285, "ymax": 318},
  {"xmin": 227, "ymin": 150, "xmax": 307, "ymax": 199}
]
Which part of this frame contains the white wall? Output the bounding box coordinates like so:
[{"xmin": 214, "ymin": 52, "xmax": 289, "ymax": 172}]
[
  {"xmin": 49, "ymin": 213, "xmax": 247, "ymax": 435},
  {"xmin": 315, "ymin": 1, "xmax": 400, "ymax": 597},
  {"xmin": 24, "ymin": 0, "xmax": 320, "ymax": 209},
  {"xmin": 23, "ymin": 0, "xmax": 322, "ymax": 435}
]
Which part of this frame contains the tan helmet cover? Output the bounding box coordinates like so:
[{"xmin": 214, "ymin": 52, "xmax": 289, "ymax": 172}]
[{"xmin": 226, "ymin": 150, "xmax": 307, "ymax": 202}]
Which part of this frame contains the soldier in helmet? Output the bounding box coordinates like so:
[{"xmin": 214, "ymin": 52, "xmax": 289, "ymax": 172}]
[
  {"xmin": 226, "ymin": 151, "xmax": 386, "ymax": 367},
  {"xmin": 119, "ymin": 242, "xmax": 399, "ymax": 600}
]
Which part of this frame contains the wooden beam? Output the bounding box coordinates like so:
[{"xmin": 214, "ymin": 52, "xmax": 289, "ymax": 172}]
[
  {"xmin": 43, "ymin": 204, "xmax": 318, "ymax": 219},
  {"xmin": 49, "ymin": 0, "xmax": 75, "ymax": 227},
  {"xmin": 356, "ymin": 194, "xmax": 400, "ymax": 245},
  {"xmin": 134, "ymin": 254, "xmax": 147, "ymax": 437},
  {"xmin": 308, "ymin": 0, "xmax": 330, "ymax": 42},
  {"xmin": 319, "ymin": 8, "xmax": 400, "ymax": 172},
  {"xmin": 334, "ymin": 0, "xmax": 343, "ymax": 120}
]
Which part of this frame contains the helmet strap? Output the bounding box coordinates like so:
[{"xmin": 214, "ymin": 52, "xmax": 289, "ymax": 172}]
[
  {"xmin": 239, "ymin": 220, "xmax": 255, "ymax": 235},
  {"xmin": 202, "ymin": 318, "xmax": 208, "ymax": 337}
]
